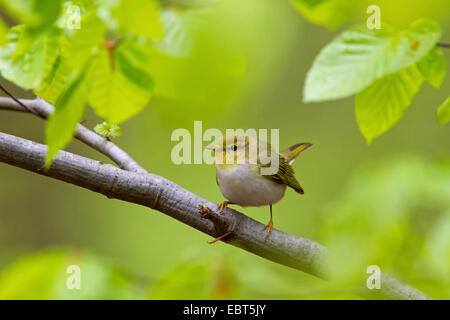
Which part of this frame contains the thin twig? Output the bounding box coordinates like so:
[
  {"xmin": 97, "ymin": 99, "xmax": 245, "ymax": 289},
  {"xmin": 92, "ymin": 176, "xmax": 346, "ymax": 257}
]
[
  {"xmin": 0, "ymin": 96, "xmax": 146, "ymax": 173},
  {"xmin": 437, "ymin": 41, "xmax": 450, "ymax": 48},
  {"xmin": 0, "ymin": 84, "xmax": 42, "ymax": 117}
]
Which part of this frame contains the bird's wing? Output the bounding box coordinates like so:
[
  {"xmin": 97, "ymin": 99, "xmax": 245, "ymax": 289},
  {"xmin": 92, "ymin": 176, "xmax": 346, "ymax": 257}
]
[
  {"xmin": 279, "ymin": 143, "xmax": 313, "ymax": 165},
  {"xmin": 263, "ymin": 155, "xmax": 304, "ymax": 194}
]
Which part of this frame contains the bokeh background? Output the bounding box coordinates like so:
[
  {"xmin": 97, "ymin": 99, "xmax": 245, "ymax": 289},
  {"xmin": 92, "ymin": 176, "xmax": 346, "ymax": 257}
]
[{"xmin": 0, "ymin": 0, "xmax": 449, "ymax": 299}]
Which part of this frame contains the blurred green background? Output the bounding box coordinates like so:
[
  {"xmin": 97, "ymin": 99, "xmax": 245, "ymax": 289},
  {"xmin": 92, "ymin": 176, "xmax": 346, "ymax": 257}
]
[{"xmin": 0, "ymin": 0, "xmax": 449, "ymax": 299}]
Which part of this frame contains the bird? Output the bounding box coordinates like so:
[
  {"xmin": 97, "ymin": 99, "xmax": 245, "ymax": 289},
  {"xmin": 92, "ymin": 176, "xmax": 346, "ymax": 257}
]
[{"xmin": 205, "ymin": 132, "xmax": 312, "ymax": 242}]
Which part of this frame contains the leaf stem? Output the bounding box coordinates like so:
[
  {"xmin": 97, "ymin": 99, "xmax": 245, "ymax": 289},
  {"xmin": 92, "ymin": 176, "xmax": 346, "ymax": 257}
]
[{"xmin": 437, "ymin": 41, "xmax": 450, "ymax": 48}]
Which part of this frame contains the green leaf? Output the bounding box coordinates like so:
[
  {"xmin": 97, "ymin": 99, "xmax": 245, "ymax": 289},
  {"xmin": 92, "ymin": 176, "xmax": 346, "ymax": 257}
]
[
  {"xmin": 45, "ymin": 66, "xmax": 90, "ymax": 167},
  {"xmin": 115, "ymin": 43, "xmax": 154, "ymax": 89},
  {"xmin": 426, "ymin": 214, "xmax": 450, "ymax": 281},
  {"xmin": 149, "ymin": 262, "xmax": 212, "ymax": 299},
  {"xmin": 94, "ymin": 122, "xmax": 122, "ymax": 138},
  {"xmin": 112, "ymin": 0, "xmax": 163, "ymax": 40},
  {"xmin": 65, "ymin": 12, "xmax": 107, "ymax": 67},
  {"xmin": 417, "ymin": 47, "xmax": 447, "ymax": 88},
  {"xmin": 355, "ymin": 65, "xmax": 424, "ymax": 143},
  {"xmin": 0, "ymin": 0, "xmax": 61, "ymax": 33},
  {"xmin": 321, "ymin": 156, "xmax": 450, "ymax": 291},
  {"xmin": 304, "ymin": 19, "xmax": 441, "ymax": 102},
  {"xmin": 36, "ymin": 12, "xmax": 106, "ymax": 104},
  {"xmin": 0, "ymin": 26, "xmax": 59, "ymax": 89},
  {"xmin": 437, "ymin": 97, "xmax": 450, "ymax": 126},
  {"xmin": 0, "ymin": 249, "xmax": 138, "ymax": 299},
  {"xmin": 155, "ymin": 7, "xmax": 202, "ymax": 57},
  {"xmin": 33, "ymin": 27, "xmax": 63, "ymax": 99},
  {"xmin": 291, "ymin": 0, "xmax": 357, "ymax": 30},
  {"xmin": 0, "ymin": 17, "xmax": 8, "ymax": 45},
  {"xmin": 40, "ymin": 27, "xmax": 62, "ymax": 77},
  {"xmin": 0, "ymin": 250, "xmax": 65, "ymax": 299},
  {"xmin": 35, "ymin": 45, "xmax": 71, "ymax": 104},
  {"xmin": 87, "ymin": 41, "xmax": 154, "ymax": 124}
]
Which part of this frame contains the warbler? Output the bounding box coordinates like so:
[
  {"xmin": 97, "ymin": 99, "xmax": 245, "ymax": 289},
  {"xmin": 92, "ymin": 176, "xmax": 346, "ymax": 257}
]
[{"xmin": 205, "ymin": 132, "xmax": 312, "ymax": 241}]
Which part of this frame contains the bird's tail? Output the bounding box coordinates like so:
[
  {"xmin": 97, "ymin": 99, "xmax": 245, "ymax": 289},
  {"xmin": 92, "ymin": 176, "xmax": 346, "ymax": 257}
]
[{"xmin": 280, "ymin": 143, "xmax": 313, "ymax": 165}]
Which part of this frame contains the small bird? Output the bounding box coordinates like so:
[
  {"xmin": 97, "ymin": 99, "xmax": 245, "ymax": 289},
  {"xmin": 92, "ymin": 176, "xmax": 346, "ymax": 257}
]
[{"xmin": 205, "ymin": 132, "xmax": 312, "ymax": 241}]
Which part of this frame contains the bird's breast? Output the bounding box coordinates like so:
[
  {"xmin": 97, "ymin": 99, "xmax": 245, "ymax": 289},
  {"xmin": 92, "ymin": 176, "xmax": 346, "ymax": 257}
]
[{"xmin": 216, "ymin": 164, "xmax": 286, "ymax": 207}]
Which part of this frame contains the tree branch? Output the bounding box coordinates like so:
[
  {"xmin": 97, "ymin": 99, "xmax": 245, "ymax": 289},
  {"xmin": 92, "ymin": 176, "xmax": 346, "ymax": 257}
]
[
  {"xmin": 0, "ymin": 97, "xmax": 145, "ymax": 173},
  {"xmin": 0, "ymin": 131, "xmax": 431, "ymax": 300},
  {"xmin": 0, "ymin": 84, "xmax": 43, "ymax": 117}
]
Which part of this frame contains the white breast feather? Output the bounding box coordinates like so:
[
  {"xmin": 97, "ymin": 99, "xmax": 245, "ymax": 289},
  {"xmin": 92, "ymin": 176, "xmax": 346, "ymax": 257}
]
[{"xmin": 216, "ymin": 164, "xmax": 286, "ymax": 207}]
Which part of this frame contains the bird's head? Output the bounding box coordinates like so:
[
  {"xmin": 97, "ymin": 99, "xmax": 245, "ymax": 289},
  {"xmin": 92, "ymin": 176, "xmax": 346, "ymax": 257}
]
[
  {"xmin": 206, "ymin": 132, "xmax": 252, "ymax": 166},
  {"xmin": 205, "ymin": 132, "xmax": 272, "ymax": 167}
]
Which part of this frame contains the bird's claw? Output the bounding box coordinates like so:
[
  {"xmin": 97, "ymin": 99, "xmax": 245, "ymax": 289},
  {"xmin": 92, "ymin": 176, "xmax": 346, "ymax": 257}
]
[
  {"xmin": 263, "ymin": 220, "xmax": 273, "ymax": 239},
  {"xmin": 208, "ymin": 231, "xmax": 232, "ymax": 244},
  {"xmin": 217, "ymin": 201, "xmax": 230, "ymax": 213}
]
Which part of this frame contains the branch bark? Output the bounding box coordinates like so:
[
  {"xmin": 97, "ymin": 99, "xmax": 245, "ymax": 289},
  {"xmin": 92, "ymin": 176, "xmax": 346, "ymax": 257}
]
[{"xmin": 0, "ymin": 131, "xmax": 431, "ymax": 300}]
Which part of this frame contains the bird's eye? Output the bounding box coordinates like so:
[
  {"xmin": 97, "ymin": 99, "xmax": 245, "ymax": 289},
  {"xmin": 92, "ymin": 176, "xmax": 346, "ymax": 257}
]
[{"xmin": 231, "ymin": 145, "xmax": 238, "ymax": 151}]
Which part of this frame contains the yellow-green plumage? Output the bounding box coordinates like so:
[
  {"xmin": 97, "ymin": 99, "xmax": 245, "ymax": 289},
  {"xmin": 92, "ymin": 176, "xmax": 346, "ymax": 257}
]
[
  {"xmin": 265, "ymin": 143, "xmax": 312, "ymax": 194},
  {"xmin": 264, "ymin": 155, "xmax": 304, "ymax": 194},
  {"xmin": 280, "ymin": 142, "xmax": 313, "ymax": 164}
]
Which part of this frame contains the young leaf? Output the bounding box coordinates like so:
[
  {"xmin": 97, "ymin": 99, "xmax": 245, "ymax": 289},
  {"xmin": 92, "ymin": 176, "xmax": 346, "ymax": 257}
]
[
  {"xmin": 111, "ymin": 0, "xmax": 163, "ymax": 40},
  {"xmin": 0, "ymin": 26, "xmax": 54, "ymax": 89},
  {"xmin": 87, "ymin": 42, "xmax": 154, "ymax": 124},
  {"xmin": 0, "ymin": 0, "xmax": 61, "ymax": 33},
  {"xmin": 45, "ymin": 67, "xmax": 90, "ymax": 167},
  {"xmin": 304, "ymin": 19, "xmax": 441, "ymax": 102},
  {"xmin": 155, "ymin": 7, "xmax": 200, "ymax": 57},
  {"xmin": 94, "ymin": 122, "xmax": 122, "ymax": 139},
  {"xmin": 417, "ymin": 47, "xmax": 447, "ymax": 88},
  {"xmin": 64, "ymin": 12, "xmax": 107, "ymax": 68},
  {"xmin": 355, "ymin": 65, "xmax": 424, "ymax": 143},
  {"xmin": 36, "ymin": 12, "xmax": 106, "ymax": 104},
  {"xmin": 35, "ymin": 45, "xmax": 71, "ymax": 104},
  {"xmin": 437, "ymin": 97, "xmax": 450, "ymax": 126},
  {"xmin": 0, "ymin": 18, "xmax": 8, "ymax": 44},
  {"xmin": 32, "ymin": 27, "xmax": 63, "ymax": 101},
  {"xmin": 291, "ymin": 0, "xmax": 357, "ymax": 30},
  {"xmin": 40, "ymin": 27, "xmax": 62, "ymax": 78},
  {"xmin": 0, "ymin": 249, "xmax": 138, "ymax": 299}
]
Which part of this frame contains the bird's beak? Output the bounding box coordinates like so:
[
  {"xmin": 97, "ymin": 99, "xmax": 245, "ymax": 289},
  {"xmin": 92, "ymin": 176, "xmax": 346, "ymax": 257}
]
[{"xmin": 205, "ymin": 144, "xmax": 217, "ymax": 151}]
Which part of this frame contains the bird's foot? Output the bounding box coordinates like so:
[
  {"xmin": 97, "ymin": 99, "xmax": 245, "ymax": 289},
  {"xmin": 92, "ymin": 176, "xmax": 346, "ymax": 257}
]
[
  {"xmin": 263, "ymin": 220, "xmax": 273, "ymax": 239},
  {"xmin": 208, "ymin": 231, "xmax": 232, "ymax": 244},
  {"xmin": 217, "ymin": 201, "xmax": 231, "ymax": 213}
]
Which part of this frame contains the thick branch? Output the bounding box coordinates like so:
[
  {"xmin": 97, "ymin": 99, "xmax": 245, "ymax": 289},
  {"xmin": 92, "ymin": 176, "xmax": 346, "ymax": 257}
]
[
  {"xmin": 0, "ymin": 97, "xmax": 145, "ymax": 173},
  {"xmin": 0, "ymin": 131, "xmax": 431, "ymax": 300}
]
